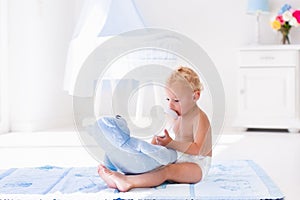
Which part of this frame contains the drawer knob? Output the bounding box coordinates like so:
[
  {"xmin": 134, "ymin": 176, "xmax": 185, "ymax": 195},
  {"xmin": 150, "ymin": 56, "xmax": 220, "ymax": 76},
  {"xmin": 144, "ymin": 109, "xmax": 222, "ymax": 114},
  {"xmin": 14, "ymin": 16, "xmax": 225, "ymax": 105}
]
[{"xmin": 260, "ymin": 56, "xmax": 275, "ymax": 60}]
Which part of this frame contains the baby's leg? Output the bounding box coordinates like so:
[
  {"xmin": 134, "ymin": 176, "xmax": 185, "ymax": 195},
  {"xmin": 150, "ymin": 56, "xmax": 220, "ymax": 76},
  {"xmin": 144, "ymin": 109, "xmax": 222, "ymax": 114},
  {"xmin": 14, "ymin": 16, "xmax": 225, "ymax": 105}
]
[
  {"xmin": 165, "ymin": 162, "xmax": 202, "ymax": 183},
  {"xmin": 98, "ymin": 162, "xmax": 202, "ymax": 192},
  {"xmin": 98, "ymin": 164, "xmax": 169, "ymax": 192}
]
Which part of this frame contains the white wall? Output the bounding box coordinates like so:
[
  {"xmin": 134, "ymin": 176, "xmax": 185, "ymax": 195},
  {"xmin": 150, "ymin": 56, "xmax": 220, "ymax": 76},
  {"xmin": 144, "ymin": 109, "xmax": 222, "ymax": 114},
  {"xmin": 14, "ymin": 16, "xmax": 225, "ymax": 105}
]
[
  {"xmin": 8, "ymin": 0, "xmax": 77, "ymax": 131},
  {"xmin": 0, "ymin": 0, "xmax": 9, "ymax": 133},
  {"xmin": 6, "ymin": 0, "xmax": 300, "ymax": 131}
]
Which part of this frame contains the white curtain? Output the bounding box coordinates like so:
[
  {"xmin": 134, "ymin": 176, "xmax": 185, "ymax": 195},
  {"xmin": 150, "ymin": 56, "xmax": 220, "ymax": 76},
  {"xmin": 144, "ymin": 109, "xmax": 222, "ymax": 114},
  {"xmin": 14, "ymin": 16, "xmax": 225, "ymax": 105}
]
[{"xmin": 63, "ymin": 0, "xmax": 146, "ymax": 95}]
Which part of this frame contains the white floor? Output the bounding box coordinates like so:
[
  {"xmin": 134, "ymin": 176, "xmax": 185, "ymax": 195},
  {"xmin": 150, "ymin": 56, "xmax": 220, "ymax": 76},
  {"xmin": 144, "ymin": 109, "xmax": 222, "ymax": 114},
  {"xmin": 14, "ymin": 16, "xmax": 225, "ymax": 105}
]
[{"xmin": 0, "ymin": 129, "xmax": 299, "ymax": 199}]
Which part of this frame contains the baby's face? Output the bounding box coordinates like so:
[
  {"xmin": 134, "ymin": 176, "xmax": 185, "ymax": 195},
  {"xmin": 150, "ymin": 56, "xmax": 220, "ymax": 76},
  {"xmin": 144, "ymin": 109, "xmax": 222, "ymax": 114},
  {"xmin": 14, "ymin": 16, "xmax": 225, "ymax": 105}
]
[{"xmin": 165, "ymin": 82, "xmax": 195, "ymax": 116}]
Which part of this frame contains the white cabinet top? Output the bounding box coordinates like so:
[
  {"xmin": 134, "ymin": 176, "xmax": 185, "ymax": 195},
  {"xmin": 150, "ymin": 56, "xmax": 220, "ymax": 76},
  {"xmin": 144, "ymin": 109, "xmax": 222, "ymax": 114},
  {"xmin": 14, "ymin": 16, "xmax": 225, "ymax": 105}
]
[{"xmin": 239, "ymin": 45, "xmax": 300, "ymax": 51}]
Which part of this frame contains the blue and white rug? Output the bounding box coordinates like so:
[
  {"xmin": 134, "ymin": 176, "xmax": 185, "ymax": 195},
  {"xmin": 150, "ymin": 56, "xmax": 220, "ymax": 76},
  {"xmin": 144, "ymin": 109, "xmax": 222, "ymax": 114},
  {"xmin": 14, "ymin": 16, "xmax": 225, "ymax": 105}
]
[{"xmin": 0, "ymin": 160, "xmax": 284, "ymax": 199}]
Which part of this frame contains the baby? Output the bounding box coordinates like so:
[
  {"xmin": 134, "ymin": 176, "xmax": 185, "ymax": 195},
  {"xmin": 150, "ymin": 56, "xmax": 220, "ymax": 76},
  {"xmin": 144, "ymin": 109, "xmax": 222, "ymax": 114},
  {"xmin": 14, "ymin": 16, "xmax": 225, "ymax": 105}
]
[{"xmin": 98, "ymin": 66, "xmax": 212, "ymax": 192}]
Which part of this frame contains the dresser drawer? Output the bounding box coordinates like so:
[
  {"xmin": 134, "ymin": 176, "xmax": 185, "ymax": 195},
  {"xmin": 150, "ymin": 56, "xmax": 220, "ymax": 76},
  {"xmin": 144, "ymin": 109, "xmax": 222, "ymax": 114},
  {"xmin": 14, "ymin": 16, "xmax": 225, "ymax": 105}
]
[{"xmin": 239, "ymin": 50, "xmax": 297, "ymax": 67}]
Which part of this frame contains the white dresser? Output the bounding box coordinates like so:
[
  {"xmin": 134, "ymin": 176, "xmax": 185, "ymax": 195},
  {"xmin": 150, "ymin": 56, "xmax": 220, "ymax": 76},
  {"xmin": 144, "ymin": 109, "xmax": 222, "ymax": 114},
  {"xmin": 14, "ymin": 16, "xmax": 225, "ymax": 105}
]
[{"xmin": 235, "ymin": 45, "xmax": 300, "ymax": 132}]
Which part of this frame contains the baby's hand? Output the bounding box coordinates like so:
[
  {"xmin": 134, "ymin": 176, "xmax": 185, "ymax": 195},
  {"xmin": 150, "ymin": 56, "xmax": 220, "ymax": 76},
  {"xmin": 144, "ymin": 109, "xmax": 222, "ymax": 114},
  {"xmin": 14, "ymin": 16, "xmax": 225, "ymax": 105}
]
[
  {"xmin": 151, "ymin": 135, "xmax": 158, "ymax": 145},
  {"xmin": 156, "ymin": 129, "xmax": 172, "ymax": 146}
]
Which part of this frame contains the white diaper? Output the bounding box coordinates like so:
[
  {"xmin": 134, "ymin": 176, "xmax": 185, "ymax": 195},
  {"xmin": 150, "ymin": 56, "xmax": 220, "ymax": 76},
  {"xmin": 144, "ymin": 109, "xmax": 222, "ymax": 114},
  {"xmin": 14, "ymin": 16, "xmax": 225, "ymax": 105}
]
[{"xmin": 175, "ymin": 152, "xmax": 211, "ymax": 180}]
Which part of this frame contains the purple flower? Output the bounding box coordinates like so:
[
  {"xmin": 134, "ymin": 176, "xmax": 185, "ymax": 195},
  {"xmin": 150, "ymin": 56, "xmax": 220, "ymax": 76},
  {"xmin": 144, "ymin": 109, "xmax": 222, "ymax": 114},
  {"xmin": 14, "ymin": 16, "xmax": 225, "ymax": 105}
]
[{"xmin": 278, "ymin": 4, "xmax": 292, "ymax": 15}]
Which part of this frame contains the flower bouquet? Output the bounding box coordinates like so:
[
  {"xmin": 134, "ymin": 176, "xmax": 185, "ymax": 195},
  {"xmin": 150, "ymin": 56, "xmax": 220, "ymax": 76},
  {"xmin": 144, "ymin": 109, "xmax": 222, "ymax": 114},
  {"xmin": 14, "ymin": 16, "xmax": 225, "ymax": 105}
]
[{"xmin": 271, "ymin": 4, "xmax": 300, "ymax": 44}]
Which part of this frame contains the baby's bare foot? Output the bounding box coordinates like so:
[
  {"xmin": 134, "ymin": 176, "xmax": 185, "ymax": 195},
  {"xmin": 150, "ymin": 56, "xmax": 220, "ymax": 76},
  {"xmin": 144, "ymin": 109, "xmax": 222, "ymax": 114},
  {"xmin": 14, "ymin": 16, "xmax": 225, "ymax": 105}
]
[
  {"xmin": 97, "ymin": 165, "xmax": 117, "ymax": 189},
  {"xmin": 97, "ymin": 165, "xmax": 133, "ymax": 192},
  {"xmin": 109, "ymin": 171, "xmax": 133, "ymax": 192}
]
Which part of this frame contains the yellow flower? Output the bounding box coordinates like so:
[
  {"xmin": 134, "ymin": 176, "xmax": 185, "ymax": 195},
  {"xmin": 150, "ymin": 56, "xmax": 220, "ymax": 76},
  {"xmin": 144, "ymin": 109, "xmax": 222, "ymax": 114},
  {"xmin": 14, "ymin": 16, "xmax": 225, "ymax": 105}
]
[{"xmin": 271, "ymin": 20, "xmax": 281, "ymax": 30}]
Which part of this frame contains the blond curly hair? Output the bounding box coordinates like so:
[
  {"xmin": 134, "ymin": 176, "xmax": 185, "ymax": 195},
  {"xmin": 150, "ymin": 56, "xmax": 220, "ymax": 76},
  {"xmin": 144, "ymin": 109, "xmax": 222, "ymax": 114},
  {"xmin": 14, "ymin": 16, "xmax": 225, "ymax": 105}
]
[{"xmin": 167, "ymin": 66, "xmax": 203, "ymax": 92}]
